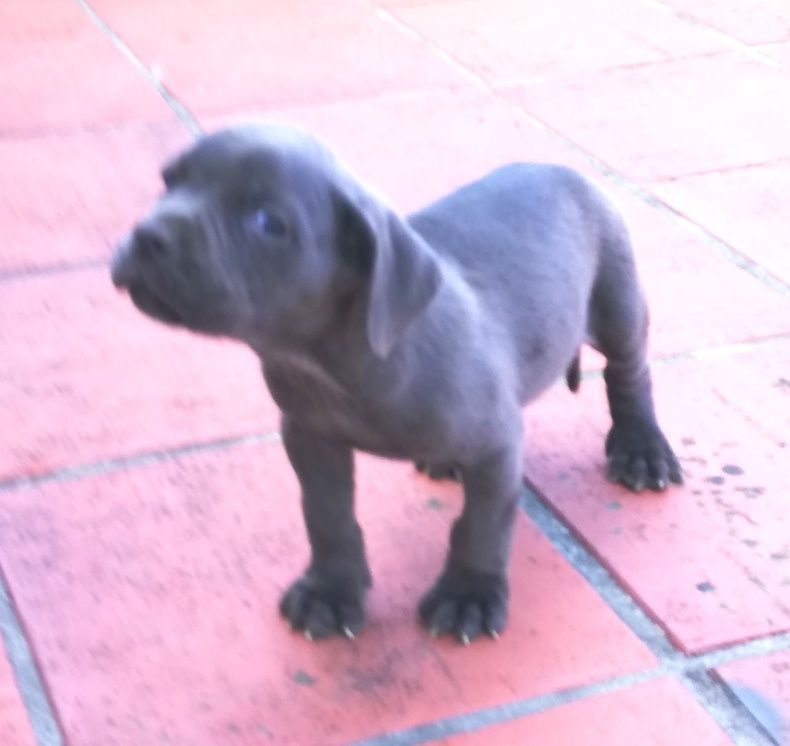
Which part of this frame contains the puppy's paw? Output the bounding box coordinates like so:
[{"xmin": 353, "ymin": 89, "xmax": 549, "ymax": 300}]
[
  {"xmin": 280, "ymin": 574, "xmax": 366, "ymax": 640},
  {"xmin": 415, "ymin": 461, "xmax": 462, "ymax": 481},
  {"xmin": 605, "ymin": 418, "xmax": 683, "ymax": 492},
  {"xmin": 419, "ymin": 565, "xmax": 508, "ymax": 643}
]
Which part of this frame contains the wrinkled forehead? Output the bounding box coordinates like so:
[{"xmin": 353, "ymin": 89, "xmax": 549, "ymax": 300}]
[{"xmin": 164, "ymin": 124, "xmax": 338, "ymax": 198}]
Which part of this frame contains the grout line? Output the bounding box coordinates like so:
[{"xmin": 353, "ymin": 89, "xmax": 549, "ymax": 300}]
[
  {"xmin": 650, "ymin": 155, "xmax": 790, "ymax": 183},
  {"xmin": 0, "ymin": 574, "xmax": 64, "ymax": 746},
  {"xmin": 0, "ymin": 117, "xmax": 188, "ymax": 144},
  {"xmin": 519, "ymin": 484, "xmax": 779, "ymax": 746},
  {"xmin": 0, "ymin": 431, "xmax": 281, "ymax": 494},
  {"xmin": 647, "ymin": 334, "xmax": 790, "ymax": 365},
  {"xmin": 0, "ymin": 258, "xmax": 107, "ymax": 284},
  {"xmin": 1, "ymin": 424, "xmax": 785, "ymax": 742},
  {"xmin": 466, "ymin": 46, "xmax": 761, "ymax": 90},
  {"xmin": 589, "ymin": 165, "xmax": 790, "ymax": 295},
  {"xmin": 4, "ymin": 329, "xmax": 784, "ymax": 494},
  {"xmin": 519, "ymin": 487, "xmax": 682, "ymax": 660},
  {"xmin": 374, "ymin": 3, "xmax": 790, "ymax": 296},
  {"xmin": 531, "ymin": 487, "xmax": 790, "ymax": 674},
  {"xmin": 367, "ymin": 4, "xmax": 485, "ymax": 89},
  {"xmin": 689, "ymin": 632, "xmax": 790, "ymax": 672},
  {"xmin": 74, "ymin": 0, "xmax": 203, "ymax": 137},
  {"xmin": 351, "ymin": 667, "xmax": 664, "ymax": 745},
  {"xmin": 645, "ymin": 0, "xmax": 788, "ymax": 70},
  {"xmin": 711, "ymin": 671, "xmax": 788, "ymax": 745},
  {"xmin": 496, "ymin": 105, "xmax": 790, "ymax": 295},
  {"xmin": 358, "ymin": 485, "xmax": 788, "ymax": 745},
  {"xmin": 575, "ymin": 332, "xmax": 790, "ymax": 383},
  {"xmin": 682, "ymin": 671, "xmax": 779, "ymax": 746}
]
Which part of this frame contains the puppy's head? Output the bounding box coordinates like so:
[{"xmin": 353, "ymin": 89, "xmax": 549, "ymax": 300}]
[{"xmin": 111, "ymin": 123, "xmax": 442, "ymax": 357}]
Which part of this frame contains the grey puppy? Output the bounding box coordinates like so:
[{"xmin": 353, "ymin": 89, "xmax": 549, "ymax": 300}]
[{"xmin": 111, "ymin": 123, "xmax": 682, "ymax": 644}]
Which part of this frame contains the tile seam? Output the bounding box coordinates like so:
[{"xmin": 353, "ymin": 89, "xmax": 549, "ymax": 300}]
[
  {"xmin": 681, "ymin": 670, "xmax": 779, "ymax": 745},
  {"xmin": 0, "ymin": 431, "xmax": 281, "ymax": 494},
  {"xmin": 350, "ymin": 666, "xmax": 665, "ymax": 745},
  {"xmin": 0, "ymin": 571, "xmax": 65, "ymax": 746},
  {"xmin": 649, "ymin": 155, "xmax": 790, "ymax": 182},
  {"xmin": 77, "ymin": 0, "xmax": 484, "ymax": 137},
  {"xmin": 646, "ymin": 0, "xmax": 790, "ymax": 68},
  {"xmin": 74, "ymin": 0, "xmax": 203, "ymax": 136},
  {"xmin": 0, "ymin": 116, "xmax": 186, "ymax": 142},
  {"xmin": 2, "ymin": 439, "xmax": 785, "ymax": 742},
  {"xmin": 0, "ymin": 258, "xmax": 107, "ymax": 283},
  {"xmin": 373, "ymin": 2, "xmax": 790, "ymax": 295},
  {"xmin": 341, "ymin": 486, "xmax": 790, "ymax": 745},
  {"xmin": 498, "ymin": 103, "xmax": 790, "ymax": 295},
  {"xmin": 519, "ymin": 484, "xmax": 779, "ymax": 745}
]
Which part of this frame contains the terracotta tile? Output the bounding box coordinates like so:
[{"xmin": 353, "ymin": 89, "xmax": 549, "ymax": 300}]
[
  {"xmin": 0, "ymin": 446, "xmax": 654, "ymax": 745},
  {"xmin": 207, "ymin": 88, "xmax": 586, "ymax": 213},
  {"xmin": 0, "ymin": 123, "xmax": 191, "ymax": 274},
  {"xmin": 600, "ymin": 184, "xmax": 790, "ymax": 359},
  {"xmin": 716, "ymin": 651, "xmax": 790, "ymax": 744},
  {"xmin": 658, "ymin": 0, "xmax": 790, "ymax": 45},
  {"xmin": 523, "ymin": 341, "xmax": 790, "ymax": 653},
  {"xmin": 504, "ymin": 51, "xmax": 790, "ymax": 181},
  {"xmin": 652, "ymin": 159, "xmax": 790, "ymax": 284},
  {"xmin": 0, "ymin": 0, "xmax": 87, "ymax": 43},
  {"xmin": 442, "ymin": 678, "xmax": 732, "ymax": 744},
  {"xmin": 393, "ymin": 0, "xmax": 731, "ymax": 85},
  {"xmin": 0, "ymin": 1, "xmax": 173, "ymax": 133},
  {"xmin": 0, "ymin": 269, "xmax": 277, "ymax": 483},
  {"xmin": 89, "ymin": 0, "xmax": 470, "ymax": 117},
  {"xmin": 0, "ymin": 641, "xmax": 35, "ymax": 746}
]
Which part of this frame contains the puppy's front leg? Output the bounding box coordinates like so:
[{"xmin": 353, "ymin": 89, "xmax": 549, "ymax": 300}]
[
  {"xmin": 279, "ymin": 417, "xmax": 371, "ymax": 640},
  {"xmin": 419, "ymin": 438, "xmax": 522, "ymax": 643}
]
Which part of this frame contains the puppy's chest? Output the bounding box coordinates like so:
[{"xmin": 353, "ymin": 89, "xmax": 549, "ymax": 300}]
[{"xmin": 262, "ymin": 356, "xmax": 402, "ymax": 452}]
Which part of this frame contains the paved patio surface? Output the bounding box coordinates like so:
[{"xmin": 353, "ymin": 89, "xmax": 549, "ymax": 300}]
[{"xmin": 1, "ymin": 1, "xmax": 789, "ymax": 744}]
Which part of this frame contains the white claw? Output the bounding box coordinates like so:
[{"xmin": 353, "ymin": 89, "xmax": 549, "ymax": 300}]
[
  {"xmin": 657, "ymin": 479, "xmax": 667, "ymax": 490},
  {"xmin": 304, "ymin": 630, "xmax": 314, "ymax": 642},
  {"xmin": 460, "ymin": 633, "xmax": 470, "ymax": 646},
  {"xmin": 490, "ymin": 630, "xmax": 500, "ymax": 641},
  {"xmin": 343, "ymin": 626, "xmax": 356, "ymax": 640}
]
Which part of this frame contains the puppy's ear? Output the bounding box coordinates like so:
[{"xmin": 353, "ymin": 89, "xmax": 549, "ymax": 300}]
[{"xmin": 336, "ymin": 187, "xmax": 442, "ymax": 358}]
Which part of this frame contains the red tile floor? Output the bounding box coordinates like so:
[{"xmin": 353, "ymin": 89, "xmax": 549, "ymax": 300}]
[{"xmin": 1, "ymin": 1, "xmax": 789, "ymax": 744}]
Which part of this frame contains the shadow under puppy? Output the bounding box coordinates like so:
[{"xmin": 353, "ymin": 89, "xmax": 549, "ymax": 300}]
[{"xmin": 111, "ymin": 123, "xmax": 682, "ymax": 644}]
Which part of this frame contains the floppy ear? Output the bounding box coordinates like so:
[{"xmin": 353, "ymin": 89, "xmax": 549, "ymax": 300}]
[{"xmin": 337, "ymin": 188, "xmax": 443, "ymax": 358}]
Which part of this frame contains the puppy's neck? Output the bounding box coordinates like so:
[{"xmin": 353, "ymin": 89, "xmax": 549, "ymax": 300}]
[{"xmin": 250, "ymin": 278, "xmax": 369, "ymax": 358}]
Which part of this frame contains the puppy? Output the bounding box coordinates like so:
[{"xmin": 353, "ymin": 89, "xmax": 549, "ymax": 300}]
[{"xmin": 111, "ymin": 123, "xmax": 682, "ymax": 644}]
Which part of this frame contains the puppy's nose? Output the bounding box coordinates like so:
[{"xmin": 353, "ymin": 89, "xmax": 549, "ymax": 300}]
[
  {"xmin": 110, "ymin": 232, "xmax": 136, "ymax": 288},
  {"xmin": 110, "ymin": 225, "xmax": 167, "ymax": 288}
]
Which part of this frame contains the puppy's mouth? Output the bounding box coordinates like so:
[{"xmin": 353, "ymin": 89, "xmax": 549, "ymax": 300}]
[{"xmin": 128, "ymin": 282, "xmax": 185, "ymax": 326}]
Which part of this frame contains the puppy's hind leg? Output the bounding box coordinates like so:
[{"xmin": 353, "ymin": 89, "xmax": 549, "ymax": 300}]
[{"xmin": 588, "ymin": 219, "xmax": 682, "ymax": 492}]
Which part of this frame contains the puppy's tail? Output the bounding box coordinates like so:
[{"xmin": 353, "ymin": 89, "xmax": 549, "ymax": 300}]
[{"xmin": 565, "ymin": 352, "xmax": 581, "ymax": 393}]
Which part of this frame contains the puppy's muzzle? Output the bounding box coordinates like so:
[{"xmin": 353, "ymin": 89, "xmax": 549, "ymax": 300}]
[{"xmin": 111, "ymin": 224, "xmax": 167, "ymax": 289}]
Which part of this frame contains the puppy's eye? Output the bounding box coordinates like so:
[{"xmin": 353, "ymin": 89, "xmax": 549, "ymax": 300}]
[{"xmin": 248, "ymin": 208, "xmax": 287, "ymax": 239}]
